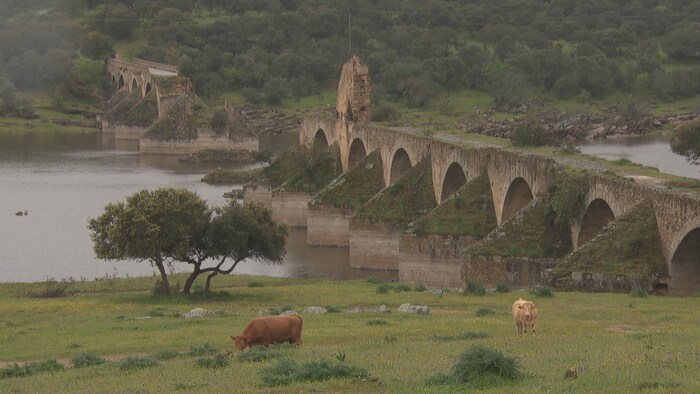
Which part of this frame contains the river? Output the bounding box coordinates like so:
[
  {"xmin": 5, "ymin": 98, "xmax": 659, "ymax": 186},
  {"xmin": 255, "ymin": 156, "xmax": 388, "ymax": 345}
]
[
  {"xmin": 578, "ymin": 135, "xmax": 700, "ymax": 180},
  {"xmin": 2, "ymin": 131, "xmax": 693, "ymax": 284},
  {"xmin": 0, "ymin": 131, "xmax": 353, "ymax": 283}
]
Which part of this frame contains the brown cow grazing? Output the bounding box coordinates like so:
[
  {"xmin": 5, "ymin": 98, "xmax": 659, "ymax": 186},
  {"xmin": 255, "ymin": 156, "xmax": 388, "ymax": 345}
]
[
  {"xmin": 512, "ymin": 298, "xmax": 538, "ymax": 336},
  {"xmin": 231, "ymin": 314, "xmax": 303, "ymax": 350}
]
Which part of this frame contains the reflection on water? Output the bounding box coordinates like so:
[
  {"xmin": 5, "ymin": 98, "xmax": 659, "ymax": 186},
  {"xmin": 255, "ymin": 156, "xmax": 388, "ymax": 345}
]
[
  {"xmin": 579, "ymin": 135, "xmax": 700, "ymax": 180},
  {"xmin": 0, "ymin": 130, "xmax": 377, "ymax": 283}
]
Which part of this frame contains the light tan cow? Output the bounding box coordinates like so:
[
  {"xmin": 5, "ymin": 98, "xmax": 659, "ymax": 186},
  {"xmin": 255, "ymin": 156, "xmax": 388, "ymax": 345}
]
[{"xmin": 512, "ymin": 298, "xmax": 538, "ymax": 336}]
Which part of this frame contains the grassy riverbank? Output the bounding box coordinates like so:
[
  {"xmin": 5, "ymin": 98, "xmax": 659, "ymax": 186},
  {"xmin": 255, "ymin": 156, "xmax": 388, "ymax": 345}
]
[{"xmin": 1, "ymin": 274, "xmax": 699, "ymax": 392}]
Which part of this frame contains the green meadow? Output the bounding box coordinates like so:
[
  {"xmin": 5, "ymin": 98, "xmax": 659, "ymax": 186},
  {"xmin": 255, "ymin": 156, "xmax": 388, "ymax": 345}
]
[{"xmin": 1, "ymin": 274, "xmax": 699, "ymax": 392}]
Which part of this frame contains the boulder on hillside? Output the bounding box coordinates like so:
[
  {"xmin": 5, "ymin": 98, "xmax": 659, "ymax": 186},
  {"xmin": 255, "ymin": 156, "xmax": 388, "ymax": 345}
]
[
  {"xmin": 303, "ymin": 306, "xmax": 328, "ymax": 314},
  {"xmin": 398, "ymin": 303, "xmax": 430, "ymax": 314}
]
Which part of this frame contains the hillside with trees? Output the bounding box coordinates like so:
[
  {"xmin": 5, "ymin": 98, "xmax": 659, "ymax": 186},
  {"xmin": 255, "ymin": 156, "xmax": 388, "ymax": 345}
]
[{"xmin": 1, "ymin": 0, "xmax": 699, "ymax": 123}]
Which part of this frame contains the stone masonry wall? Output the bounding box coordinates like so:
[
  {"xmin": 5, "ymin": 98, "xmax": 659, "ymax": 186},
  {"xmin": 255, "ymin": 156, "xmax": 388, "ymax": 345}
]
[
  {"xmin": 399, "ymin": 234, "xmax": 480, "ymax": 288},
  {"xmin": 306, "ymin": 207, "xmax": 352, "ymax": 247},
  {"xmin": 349, "ymin": 220, "xmax": 401, "ymax": 270},
  {"xmin": 271, "ymin": 191, "xmax": 309, "ymax": 228}
]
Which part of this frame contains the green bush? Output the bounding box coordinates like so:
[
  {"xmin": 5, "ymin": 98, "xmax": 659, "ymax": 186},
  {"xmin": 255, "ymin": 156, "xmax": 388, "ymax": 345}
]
[
  {"xmin": 188, "ymin": 343, "xmax": 219, "ymax": 357},
  {"xmin": 529, "ymin": 286, "xmax": 554, "ymax": 298},
  {"xmin": 459, "ymin": 332, "xmax": 491, "ymax": 340},
  {"xmin": 394, "ymin": 283, "xmax": 412, "ymax": 292},
  {"xmin": 260, "ymin": 358, "xmax": 371, "ymax": 387},
  {"xmin": 372, "ymin": 103, "xmax": 400, "ymax": 122},
  {"xmin": 512, "ymin": 120, "xmax": 553, "ymax": 147},
  {"xmin": 195, "ymin": 353, "xmax": 230, "ymax": 369},
  {"xmin": 414, "ymin": 284, "xmax": 428, "ymax": 292},
  {"xmin": 248, "ymin": 281, "xmax": 264, "ymax": 288},
  {"xmin": 495, "ymin": 282, "xmax": 510, "ymax": 293},
  {"xmin": 324, "ymin": 305, "xmax": 341, "ymax": 313},
  {"xmin": 366, "ymin": 276, "xmax": 383, "ymax": 284},
  {"xmin": 118, "ymin": 356, "xmax": 158, "ymax": 371},
  {"xmin": 428, "ymin": 345, "xmax": 522, "ymax": 388},
  {"xmin": 71, "ymin": 352, "xmax": 107, "ymax": 368},
  {"xmin": 464, "ymin": 281, "xmax": 486, "ymax": 296},
  {"xmin": 475, "ymin": 307, "xmax": 496, "ymax": 317},
  {"xmin": 632, "ymin": 287, "xmax": 648, "ymax": 298},
  {"xmin": 1, "ymin": 359, "xmax": 64, "ymax": 379},
  {"xmin": 270, "ymin": 306, "xmax": 295, "ymax": 315},
  {"xmin": 366, "ymin": 319, "xmax": 388, "ymax": 326},
  {"xmin": 153, "ymin": 350, "xmax": 181, "ymax": 360},
  {"xmin": 376, "ymin": 284, "xmax": 391, "ymax": 294},
  {"xmin": 238, "ymin": 346, "xmax": 282, "ymax": 362}
]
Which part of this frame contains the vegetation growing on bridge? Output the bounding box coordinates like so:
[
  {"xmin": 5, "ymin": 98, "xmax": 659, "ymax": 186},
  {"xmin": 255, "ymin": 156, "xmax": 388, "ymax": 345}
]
[
  {"xmin": 412, "ymin": 173, "xmax": 497, "ymax": 236},
  {"xmin": 258, "ymin": 147, "xmax": 342, "ymax": 193},
  {"xmin": 311, "ymin": 151, "xmax": 384, "ymax": 209},
  {"xmin": 353, "ymin": 158, "xmax": 437, "ymax": 227},
  {"xmin": 145, "ymin": 97, "xmax": 197, "ymax": 141},
  {"xmin": 118, "ymin": 91, "xmax": 158, "ymax": 127},
  {"xmin": 467, "ymin": 197, "xmax": 572, "ymax": 259},
  {"xmin": 550, "ymin": 170, "xmax": 587, "ymax": 227},
  {"xmin": 554, "ymin": 201, "xmax": 666, "ymax": 278}
]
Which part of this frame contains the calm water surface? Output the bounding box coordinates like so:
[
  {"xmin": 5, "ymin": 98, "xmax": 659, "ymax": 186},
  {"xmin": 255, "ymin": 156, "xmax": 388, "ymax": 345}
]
[
  {"xmin": 0, "ymin": 131, "xmax": 354, "ymax": 283},
  {"xmin": 579, "ymin": 135, "xmax": 700, "ymax": 179}
]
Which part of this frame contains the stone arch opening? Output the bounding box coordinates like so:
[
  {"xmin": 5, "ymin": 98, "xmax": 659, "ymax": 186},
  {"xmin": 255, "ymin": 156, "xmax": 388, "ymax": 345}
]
[
  {"xmin": 131, "ymin": 78, "xmax": 138, "ymax": 92},
  {"xmin": 118, "ymin": 75, "xmax": 125, "ymax": 89},
  {"xmin": 670, "ymin": 228, "xmax": 700, "ymax": 295},
  {"xmin": 577, "ymin": 199, "xmax": 615, "ymax": 247},
  {"xmin": 441, "ymin": 162, "xmax": 467, "ymax": 203},
  {"xmin": 348, "ymin": 138, "xmax": 367, "ymax": 169},
  {"xmin": 389, "ymin": 148, "xmax": 412, "ymax": 186},
  {"xmin": 501, "ymin": 177, "xmax": 533, "ymax": 222},
  {"xmin": 111, "ymin": 75, "xmax": 116, "ymax": 86},
  {"xmin": 145, "ymin": 83, "xmax": 152, "ymax": 95},
  {"xmin": 312, "ymin": 129, "xmax": 329, "ymax": 154}
]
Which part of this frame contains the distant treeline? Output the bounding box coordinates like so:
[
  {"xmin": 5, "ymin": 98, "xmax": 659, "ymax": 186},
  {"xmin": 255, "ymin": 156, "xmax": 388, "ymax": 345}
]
[{"xmin": 1, "ymin": 0, "xmax": 699, "ymax": 109}]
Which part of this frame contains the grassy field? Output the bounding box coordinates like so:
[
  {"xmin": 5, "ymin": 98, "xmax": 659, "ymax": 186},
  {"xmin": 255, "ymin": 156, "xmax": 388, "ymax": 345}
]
[{"xmin": 1, "ymin": 274, "xmax": 699, "ymax": 392}]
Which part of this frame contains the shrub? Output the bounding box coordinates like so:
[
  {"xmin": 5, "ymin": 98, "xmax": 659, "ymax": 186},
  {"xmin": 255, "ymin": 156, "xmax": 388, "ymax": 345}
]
[
  {"xmin": 324, "ymin": 306, "xmax": 341, "ymax": 313},
  {"xmin": 495, "ymin": 282, "xmax": 510, "ymax": 293},
  {"xmin": 238, "ymin": 346, "xmax": 282, "ymax": 362},
  {"xmin": 366, "ymin": 319, "xmax": 388, "ymax": 326},
  {"xmin": 429, "ymin": 345, "xmax": 522, "ymax": 388},
  {"xmin": 188, "ymin": 343, "xmax": 219, "ymax": 357},
  {"xmin": 260, "ymin": 358, "xmax": 371, "ymax": 386},
  {"xmin": 475, "ymin": 307, "xmax": 496, "ymax": 317},
  {"xmin": 512, "ymin": 120, "xmax": 553, "ymax": 147},
  {"xmin": 459, "ymin": 332, "xmax": 491, "ymax": 340},
  {"xmin": 26, "ymin": 278, "xmax": 77, "ymax": 298},
  {"xmin": 118, "ymin": 356, "xmax": 158, "ymax": 370},
  {"xmin": 71, "ymin": 352, "xmax": 107, "ymax": 368},
  {"xmin": 248, "ymin": 281, "xmax": 264, "ymax": 288},
  {"xmin": 394, "ymin": 283, "xmax": 412, "ymax": 292},
  {"xmin": 414, "ymin": 284, "xmax": 428, "ymax": 292},
  {"xmin": 195, "ymin": 353, "xmax": 230, "ymax": 369},
  {"xmin": 366, "ymin": 276, "xmax": 383, "ymax": 284},
  {"xmin": 372, "ymin": 103, "xmax": 400, "ymax": 122},
  {"xmin": 1, "ymin": 359, "xmax": 64, "ymax": 379},
  {"xmin": 376, "ymin": 284, "xmax": 391, "ymax": 294},
  {"xmin": 147, "ymin": 308, "xmax": 165, "ymax": 317},
  {"xmin": 632, "ymin": 287, "xmax": 648, "ymax": 298},
  {"xmin": 464, "ymin": 281, "xmax": 486, "ymax": 296},
  {"xmin": 529, "ymin": 286, "xmax": 554, "ymax": 298},
  {"xmin": 153, "ymin": 350, "xmax": 181, "ymax": 360},
  {"xmin": 551, "ymin": 171, "xmax": 586, "ymax": 227},
  {"xmin": 270, "ymin": 306, "xmax": 294, "ymax": 315},
  {"xmin": 557, "ymin": 141, "xmax": 581, "ymax": 155}
]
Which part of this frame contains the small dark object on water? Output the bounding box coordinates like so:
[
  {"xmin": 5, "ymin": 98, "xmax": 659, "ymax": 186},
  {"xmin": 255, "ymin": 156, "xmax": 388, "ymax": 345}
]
[{"xmin": 15, "ymin": 210, "xmax": 28, "ymax": 216}]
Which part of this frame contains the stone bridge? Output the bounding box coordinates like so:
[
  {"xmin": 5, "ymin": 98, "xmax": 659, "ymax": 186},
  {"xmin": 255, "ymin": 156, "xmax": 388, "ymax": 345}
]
[
  {"xmin": 106, "ymin": 58, "xmax": 178, "ymax": 98},
  {"xmin": 298, "ymin": 56, "xmax": 700, "ymax": 295},
  {"xmin": 301, "ymin": 116, "xmax": 700, "ymax": 294}
]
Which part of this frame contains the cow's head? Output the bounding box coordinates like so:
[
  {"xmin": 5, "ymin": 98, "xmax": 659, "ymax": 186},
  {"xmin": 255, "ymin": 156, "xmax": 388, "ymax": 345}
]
[
  {"xmin": 518, "ymin": 301, "xmax": 536, "ymax": 321},
  {"xmin": 231, "ymin": 335, "xmax": 249, "ymax": 350}
]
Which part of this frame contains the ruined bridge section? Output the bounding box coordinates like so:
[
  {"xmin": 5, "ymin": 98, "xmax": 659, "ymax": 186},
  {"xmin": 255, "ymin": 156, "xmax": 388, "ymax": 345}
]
[
  {"xmin": 106, "ymin": 57, "xmax": 178, "ymax": 98},
  {"xmin": 300, "ymin": 115, "xmax": 700, "ymax": 295}
]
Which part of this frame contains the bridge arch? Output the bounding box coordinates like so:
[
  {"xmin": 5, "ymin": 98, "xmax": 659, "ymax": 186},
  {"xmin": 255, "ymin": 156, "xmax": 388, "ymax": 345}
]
[
  {"xmin": 111, "ymin": 75, "xmax": 116, "ymax": 87},
  {"xmin": 501, "ymin": 177, "xmax": 534, "ymax": 222},
  {"xmin": 577, "ymin": 198, "xmax": 615, "ymax": 247},
  {"xmin": 348, "ymin": 138, "xmax": 367, "ymax": 169},
  {"xmin": 669, "ymin": 225, "xmax": 700, "ymax": 295},
  {"xmin": 131, "ymin": 78, "xmax": 138, "ymax": 93},
  {"xmin": 145, "ymin": 82, "xmax": 152, "ymax": 95},
  {"xmin": 118, "ymin": 75, "xmax": 125, "ymax": 90},
  {"xmin": 313, "ymin": 128, "xmax": 330, "ymax": 154},
  {"xmin": 440, "ymin": 162, "xmax": 467, "ymax": 203},
  {"xmin": 389, "ymin": 148, "xmax": 413, "ymax": 186}
]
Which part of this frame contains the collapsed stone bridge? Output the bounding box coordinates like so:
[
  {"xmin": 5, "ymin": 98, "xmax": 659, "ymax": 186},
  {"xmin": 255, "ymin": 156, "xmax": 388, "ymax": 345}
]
[{"xmin": 106, "ymin": 57, "xmax": 178, "ymax": 98}]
